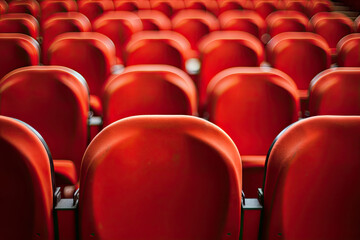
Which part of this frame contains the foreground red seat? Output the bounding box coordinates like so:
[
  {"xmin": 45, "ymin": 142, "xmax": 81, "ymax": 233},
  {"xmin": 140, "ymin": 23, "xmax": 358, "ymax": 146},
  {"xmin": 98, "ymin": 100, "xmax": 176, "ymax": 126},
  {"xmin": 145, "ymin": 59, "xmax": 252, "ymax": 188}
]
[
  {"xmin": 198, "ymin": 31, "xmax": 264, "ymax": 111},
  {"xmin": 0, "ymin": 13, "xmax": 39, "ymax": 39},
  {"xmin": 172, "ymin": 9, "xmax": 220, "ymax": 51},
  {"xmin": 48, "ymin": 32, "xmax": 116, "ymax": 115},
  {"xmin": 309, "ymin": 67, "xmax": 360, "ymax": 116},
  {"xmin": 0, "ymin": 66, "xmax": 89, "ymax": 185},
  {"xmin": 0, "ymin": 116, "xmax": 55, "ymax": 240},
  {"xmin": 260, "ymin": 115, "xmax": 360, "ymax": 240},
  {"xmin": 337, "ymin": 33, "xmax": 360, "ymax": 67},
  {"xmin": 0, "ymin": 33, "xmax": 39, "ymax": 79},
  {"xmin": 206, "ymin": 67, "xmax": 299, "ymax": 197},
  {"xmin": 102, "ymin": 65, "xmax": 197, "ymax": 126},
  {"xmin": 42, "ymin": 12, "xmax": 91, "ymax": 64},
  {"xmin": 79, "ymin": 115, "xmax": 242, "ymax": 240}
]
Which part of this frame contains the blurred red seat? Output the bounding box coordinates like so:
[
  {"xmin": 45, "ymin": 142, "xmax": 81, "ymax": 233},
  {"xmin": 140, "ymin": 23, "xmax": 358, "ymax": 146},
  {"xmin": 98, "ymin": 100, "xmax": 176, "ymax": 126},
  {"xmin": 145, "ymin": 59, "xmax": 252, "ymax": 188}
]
[
  {"xmin": 0, "ymin": 13, "xmax": 39, "ymax": 39},
  {"xmin": 78, "ymin": 0, "xmax": 114, "ymax": 23},
  {"xmin": 8, "ymin": 0, "xmax": 40, "ymax": 19},
  {"xmin": 40, "ymin": 0, "xmax": 77, "ymax": 24},
  {"xmin": 337, "ymin": 33, "xmax": 360, "ymax": 67},
  {"xmin": 114, "ymin": 0, "xmax": 150, "ymax": 11},
  {"xmin": 136, "ymin": 10, "xmax": 171, "ymax": 30}
]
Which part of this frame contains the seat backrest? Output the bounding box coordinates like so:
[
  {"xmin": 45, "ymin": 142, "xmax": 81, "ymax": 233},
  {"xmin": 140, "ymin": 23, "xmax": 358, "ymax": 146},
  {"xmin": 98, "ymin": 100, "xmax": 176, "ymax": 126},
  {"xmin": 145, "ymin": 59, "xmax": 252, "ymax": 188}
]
[
  {"xmin": 0, "ymin": 66, "xmax": 89, "ymax": 175},
  {"xmin": 218, "ymin": 10, "xmax": 266, "ymax": 39},
  {"xmin": 309, "ymin": 67, "xmax": 360, "ymax": 116},
  {"xmin": 310, "ymin": 12, "xmax": 354, "ymax": 49},
  {"xmin": 284, "ymin": 0, "xmax": 307, "ymax": 15},
  {"xmin": 0, "ymin": 33, "xmax": 39, "ymax": 79},
  {"xmin": 0, "ymin": 116, "xmax": 54, "ymax": 240},
  {"xmin": 254, "ymin": 0, "xmax": 278, "ymax": 20},
  {"xmin": 307, "ymin": 0, "xmax": 332, "ymax": 17},
  {"xmin": 261, "ymin": 115, "xmax": 360, "ymax": 240},
  {"xmin": 126, "ymin": 30, "xmax": 193, "ymax": 70},
  {"xmin": 48, "ymin": 32, "xmax": 116, "ymax": 98},
  {"xmin": 266, "ymin": 10, "xmax": 309, "ymax": 37},
  {"xmin": 114, "ymin": 0, "xmax": 150, "ymax": 11},
  {"xmin": 337, "ymin": 33, "xmax": 360, "ymax": 67},
  {"xmin": 198, "ymin": 31, "xmax": 264, "ymax": 108},
  {"xmin": 207, "ymin": 67, "xmax": 299, "ymax": 155},
  {"xmin": 79, "ymin": 115, "xmax": 242, "ymax": 240},
  {"xmin": 0, "ymin": 13, "xmax": 39, "ymax": 39},
  {"xmin": 136, "ymin": 10, "xmax": 171, "ymax": 30},
  {"xmin": 172, "ymin": 9, "xmax": 220, "ymax": 50},
  {"xmin": 78, "ymin": 0, "xmax": 114, "ymax": 23},
  {"xmin": 150, "ymin": 0, "xmax": 185, "ymax": 18},
  {"xmin": 93, "ymin": 11, "xmax": 142, "ymax": 63},
  {"xmin": 40, "ymin": 0, "xmax": 78, "ymax": 23},
  {"xmin": 266, "ymin": 32, "xmax": 330, "ymax": 90},
  {"xmin": 184, "ymin": 0, "xmax": 219, "ymax": 15},
  {"xmin": 102, "ymin": 64, "xmax": 197, "ymax": 126},
  {"xmin": 8, "ymin": 0, "xmax": 40, "ymax": 19},
  {"xmin": 0, "ymin": 0, "xmax": 8, "ymax": 14},
  {"xmin": 355, "ymin": 15, "xmax": 360, "ymax": 32},
  {"xmin": 218, "ymin": 0, "xmax": 245, "ymax": 15},
  {"xmin": 42, "ymin": 12, "xmax": 91, "ymax": 64}
]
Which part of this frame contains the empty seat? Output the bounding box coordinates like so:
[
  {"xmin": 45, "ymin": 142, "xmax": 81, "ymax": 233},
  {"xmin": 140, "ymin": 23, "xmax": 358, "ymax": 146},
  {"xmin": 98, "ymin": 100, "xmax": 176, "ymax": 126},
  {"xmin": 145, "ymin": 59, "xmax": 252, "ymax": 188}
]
[
  {"xmin": 310, "ymin": 12, "xmax": 354, "ymax": 60},
  {"xmin": 0, "ymin": 66, "xmax": 89, "ymax": 185},
  {"xmin": 40, "ymin": 0, "xmax": 77, "ymax": 23},
  {"xmin": 0, "ymin": 116, "xmax": 55, "ymax": 240},
  {"xmin": 266, "ymin": 10, "xmax": 309, "ymax": 38},
  {"xmin": 309, "ymin": 67, "xmax": 360, "ymax": 116},
  {"xmin": 337, "ymin": 33, "xmax": 360, "ymax": 67},
  {"xmin": 79, "ymin": 115, "xmax": 242, "ymax": 240},
  {"xmin": 218, "ymin": 0, "xmax": 245, "ymax": 15},
  {"xmin": 136, "ymin": 10, "xmax": 171, "ymax": 30},
  {"xmin": 102, "ymin": 64, "xmax": 197, "ymax": 126},
  {"xmin": 93, "ymin": 11, "xmax": 142, "ymax": 64},
  {"xmin": 266, "ymin": 32, "xmax": 330, "ymax": 93},
  {"xmin": 172, "ymin": 10, "xmax": 220, "ymax": 51},
  {"xmin": 8, "ymin": 0, "xmax": 40, "ymax": 19},
  {"xmin": 42, "ymin": 12, "xmax": 91, "ymax": 64},
  {"xmin": 284, "ymin": 0, "xmax": 307, "ymax": 15},
  {"xmin": 78, "ymin": 0, "xmax": 114, "ymax": 23},
  {"xmin": 0, "ymin": 33, "xmax": 39, "ymax": 79},
  {"xmin": 198, "ymin": 31, "xmax": 264, "ymax": 110},
  {"xmin": 307, "ymin": 0, "xmax": 332, "ymax": 17},
  {"xmin": 0, "ymin": 0, "xmax": 8, "ymax": 14},
  {"xmin": 48, "ymin": 32, "xmax": 116, "ymax": 115},
  {"xmin": 114, "ymin": 0, "xmax": 150, "ymax": 11},
  {"xmin": 150, "ymin": 0, "xmax": 185, "ymax": 18},
  {"xmin": 184, "ymin": 0, "xmax": 219, "ymax": 15},
  {"xmin": 219, "ymin": 10, "xmax": 266, "ymax": 39},
  {"xmin": 207, "ymin": 67, "xmax": 299, "ymax": 197},
  {"xmin": 254, "ymin": 1, "xmax": 279, "ymax": 20},
  {"xmin": 260, "ymin": 115, "xmax": 360, "ymax": 240},
  {"xmin": 125, "ymin": 31, "xmax": 195, "ymax": 71},
  {"xmin": 0, "ymin": 13, "xmax": 39, "ymax": 39}
]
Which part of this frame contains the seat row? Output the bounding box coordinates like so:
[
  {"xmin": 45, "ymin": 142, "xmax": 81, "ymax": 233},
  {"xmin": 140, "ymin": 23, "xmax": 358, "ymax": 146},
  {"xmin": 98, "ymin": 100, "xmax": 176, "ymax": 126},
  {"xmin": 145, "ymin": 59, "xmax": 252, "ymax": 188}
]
[
  {"xmin": 0, "ymin": 0, "xmax": 334, "ymax": 21},
  {"xmin": 0, "ymin": 64, "xmax": 359, "ymax": 197},
  {"xmin": 1, "ymin": 113, "xmax": 359, "ymax": 240}
]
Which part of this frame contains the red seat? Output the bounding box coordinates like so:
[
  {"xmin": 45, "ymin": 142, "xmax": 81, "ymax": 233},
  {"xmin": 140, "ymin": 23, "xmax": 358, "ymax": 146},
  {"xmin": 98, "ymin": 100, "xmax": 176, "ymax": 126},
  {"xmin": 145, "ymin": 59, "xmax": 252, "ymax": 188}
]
[
  {"xmin": 307, "ymin": 0, "xmax": 332, "ymax": 17},
  {"xmin": 102, "ymin": 64, "xmax": 197, "ymax": 126},
  {"xmin": 254, "ymin": 1, "xmax": 279, "ymax": 20},
  {"xmin": 0, "ymin": 116, "xmax": 55, "ymax": 240},
  {"xmin": 0, "ymin": 0, "xmax": 8, "ymax": 14},
  {"xmin": 0, "ymin": 66, "xmax": 89, "ymax": 185},
  {"xmin": 42, "ymin": 12, "xmax": 91, "ymax": 64},
  {"xmin": 150, "ymin": 0, "xmax": 185, "ymax": 18},
  {"xmin": 218, "ymin": 0, "xmax": 245, "ymax": 15},
  {"xmin": 0, "ymin": 33, "xmax": 39, "ymax": 79},
  {"xmin": 126, "ymin": 31, "xmax": 195, "ymax": 71},
  {"xmin": 309, "ymin": 67, "xmax": 360, "ymax": 116},
  {"xmin": 184, "ymin": 0, "xmax": 219, "ymax": 15},
  {"xmin": 218, "ymin": 10, "xmax": 266, "ymax": 39},
  {"xmin": 40, "ymin": 0, "xmax": 77, "ymax": 24},
  {"xmin": 0, "ymin": 13, "xmax": 39, "ymax": 39},
  {"xmin": 198, "ymin": 31, "xmax": 264, "ymax": 111},
  {"xmin": 266, "ymin": 10, "xmax": 309, "ymax": 38},
  {"xmin": 284, "ymin": 0, "xmax": 307, "ymax": 15},
  {"xmin": 172, "ymin": 10, "xmax": 220, "ymax": 51},
  {"xmin": 114, "ymin": 0, "xmax": 150, "ymax": 11},
  {"xmin": 8, "ymin": 0, "xmax": 40, "ymax": 19},
  {"xmin": 48, "ymin": 32, "xmax": 116, "ymax": 115},
  {"xmin": 78, "ymin": 0, "xmax": 114, "ymax": 23},
  {"xmin": 79, "ymin": 115, "xmax": 242, "ymax": 240},
  {"xmin": 206, "ymin": 67, "xmax": 299, "ymax": 197},
  {"xmin": 136, "ymin": 10, "xmax": 171, "ymax": 30},
  {"xmin": 310, "ymin": 12, "xmax": 354, "ymax": 60},
  {"xmin": 261, "ymin": 115, "xmax": 360, "ymax": 240},
  {"xmin": 337, "ymin": 33, "xmax": 360, "ymax": 67},
  {"xmin": 93, "ymin": 11, "xmax": 142, "ymax": 64},
  {"xmin": 355, "ymin": 15, "xmax": 360, "ymax": 32},
  {"xmin": 266, "ymin": 32, "xmax": 330, "ymax": 93}
]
